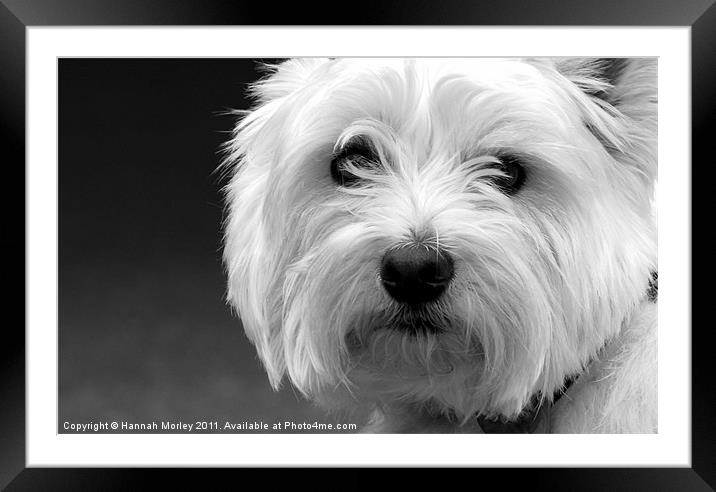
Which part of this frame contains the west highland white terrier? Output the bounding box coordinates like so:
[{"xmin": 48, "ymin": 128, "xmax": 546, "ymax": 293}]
[{"xmin": 221, "ymin": 58, "xmax": 657, "ymax": 433}]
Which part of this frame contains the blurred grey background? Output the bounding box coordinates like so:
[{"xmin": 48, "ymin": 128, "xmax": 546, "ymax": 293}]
[{"xmin": 58, "ymin": 59, "xmax": 350, "ymax": 433}]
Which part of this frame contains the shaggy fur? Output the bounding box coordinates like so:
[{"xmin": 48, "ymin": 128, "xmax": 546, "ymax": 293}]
[{"xmin": 221, "ymin": 58, "xmax": 657, "ymax": 433}]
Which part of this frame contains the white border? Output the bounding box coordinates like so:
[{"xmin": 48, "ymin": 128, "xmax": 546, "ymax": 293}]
[{"xmin": 27, "ymin": 27, "xmax": 691, "ymax": 467}]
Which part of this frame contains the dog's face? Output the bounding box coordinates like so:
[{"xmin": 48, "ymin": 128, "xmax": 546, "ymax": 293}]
[{"xmin": 223, "ymin": 58, "xmax": 657, "ymax": 420}]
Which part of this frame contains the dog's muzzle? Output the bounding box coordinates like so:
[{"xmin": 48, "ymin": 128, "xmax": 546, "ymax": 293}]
[{"xmin": 380, "ymin": 245, "xmax": 454, "ymax": 305}]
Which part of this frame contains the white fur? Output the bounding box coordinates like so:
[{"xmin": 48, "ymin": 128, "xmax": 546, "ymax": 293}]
[{"xmin": 221, "ymin": 58, "xmax": 657, "ymax": 432}]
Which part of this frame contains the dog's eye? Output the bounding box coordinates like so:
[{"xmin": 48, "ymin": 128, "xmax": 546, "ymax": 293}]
[
  {"xmin": 330, "ymin": 141, "xmax": 378, "ymax": 187},
  {"xmin": 490, "ymin": 154, "xmax": 526, "ymax": 194}
]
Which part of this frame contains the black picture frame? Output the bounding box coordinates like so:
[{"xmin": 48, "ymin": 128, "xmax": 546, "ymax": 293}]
[{"xmin": 2, "ymin": 0, "xmax": 710, "ymax": 489}]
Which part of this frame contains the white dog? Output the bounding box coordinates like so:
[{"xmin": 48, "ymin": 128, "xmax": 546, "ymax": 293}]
[{"xmin": 221, "ymin": 58, "xmax": 657, "ymax": 433}]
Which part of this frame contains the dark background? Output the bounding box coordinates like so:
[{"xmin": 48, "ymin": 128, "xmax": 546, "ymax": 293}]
[{"xmin": 58, "ymin": 58, "xmax": 340, "ymax": 432}]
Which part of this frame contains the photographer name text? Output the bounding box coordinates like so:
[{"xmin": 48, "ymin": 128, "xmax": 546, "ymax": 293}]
[{"xmin": 63, "ymin": 420, "xmax": 356, "ymax": 432}]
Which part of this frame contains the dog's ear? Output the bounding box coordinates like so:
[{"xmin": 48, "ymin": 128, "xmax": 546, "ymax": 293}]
[
  {"xmin": 220, "ymin": 58, "xmax": 334, "ymax": 175},
  {"xmin": 557, "ymin": 58, "xmax": 658, "ymax": 184},
  {"xmin": 249, "ymin": 58, "xmax": 333, "ymax": 103},
  {"xmin": 556, "ymin": 58, "xmax": 629, "ymax": 105},
  {"xmin": 555, "ymin": 57, "xmax": 657, "ymax": 121}
]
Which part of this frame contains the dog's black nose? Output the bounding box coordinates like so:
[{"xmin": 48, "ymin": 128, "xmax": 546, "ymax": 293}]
[{"xmin": 380, "ymin": 245, "xmax": 454, "ymax": 304}]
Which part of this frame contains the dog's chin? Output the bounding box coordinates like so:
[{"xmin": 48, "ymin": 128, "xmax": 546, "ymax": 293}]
[
  {"xmin": 344, "ymin": 307, "xmax": 483, "ymax": 377},
  {"xmin": 334, "ymin": 311, "xmax": 488, "ymax": 420},
  {"xmin": 345, "ymin": 306, "xmax": 455, "ymax": 350}
]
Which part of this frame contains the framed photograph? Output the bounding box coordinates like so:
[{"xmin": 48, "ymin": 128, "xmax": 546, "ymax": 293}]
[{"xmin": 4, "ymin": 0, "xmax": 709, "ymax": 488}]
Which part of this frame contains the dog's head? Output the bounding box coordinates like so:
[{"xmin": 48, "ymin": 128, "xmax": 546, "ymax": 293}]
[{"xmin": 222, "ymin": 58, "xmax": 657, "ymax": 420}]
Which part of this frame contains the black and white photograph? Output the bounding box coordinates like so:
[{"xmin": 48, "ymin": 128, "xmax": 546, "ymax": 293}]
[
  {"xmin": 5, "ymin": 2, "xmax": 708, "ymax": 484},
  {"xmin": 59, "ymin": 57, "xmax": 658, "ymax": 435}
]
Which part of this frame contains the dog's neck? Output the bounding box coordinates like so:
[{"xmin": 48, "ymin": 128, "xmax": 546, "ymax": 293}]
[{"xmin": 478, "ymin": 270, "xmax": 658, "ymax": 434}]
